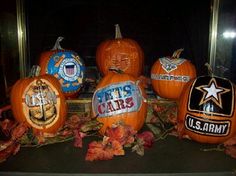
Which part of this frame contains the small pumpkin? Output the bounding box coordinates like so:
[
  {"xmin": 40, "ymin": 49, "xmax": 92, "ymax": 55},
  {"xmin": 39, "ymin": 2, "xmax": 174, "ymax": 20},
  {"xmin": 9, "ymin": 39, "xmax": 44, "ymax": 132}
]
[
  {"xmin": 92, "ymin": 68, "xmax": 147, "ymax": 134},
  {"xmin": 39, "ymin": 36, "xmax": 85, "ymax": 99},
  {"xmin": 177, "ymin": 64, "xmax": 236, "ymax": 143},
  {"xmin": 96, "ymin": 24, "xmax": 144, "ymax": 77},
  {"xmin": 151, "ymin": 49, "xmax": 196, "ymax": 100},
  {"xmin": 10, "ymin": 66, "xmax": 67, "ymax": 134}
]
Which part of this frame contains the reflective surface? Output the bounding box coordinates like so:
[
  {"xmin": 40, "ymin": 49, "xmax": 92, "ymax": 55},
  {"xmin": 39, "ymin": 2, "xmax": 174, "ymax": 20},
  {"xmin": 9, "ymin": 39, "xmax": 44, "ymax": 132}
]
[
  {"xmin": 214, "ymin": 0, "xmax": 236, "ymax": 82},
  {"xmin": 0, "ymin": 0, "xmax": 20, "ymax": 104}
]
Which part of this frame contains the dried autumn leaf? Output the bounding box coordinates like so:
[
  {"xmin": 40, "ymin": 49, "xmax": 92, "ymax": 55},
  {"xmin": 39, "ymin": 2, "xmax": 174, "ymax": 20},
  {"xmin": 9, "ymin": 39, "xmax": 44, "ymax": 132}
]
[
  {"xmin": 136, "ymin": 131, "xmax": 154, "ymax": 148},
  {"xmin": 167, "ymin": 113, "xmax": 177, "ymax": 125},
  {"xmin": 152, "ymin": 104, "xmax": 164, "ymax": 113},
  {"xmin": 73, "ymin": 130, "xmax": 86, "ymax": 148},
  {"xmin": 0, "ymin": 143, "xmax": 20, "ymax": 163},
  {"xmin": 105, "ymin": 124, "xmax": 136, "ymax": 146},
  {"xmin": 224, "ymin": 145, "xmax": 236, "ymax": 159},
  {"xmin": 111, "ymin": 140, "xmax": 125, "ymax": 156},
  {"xmin": 11, "ymin": 123, "xmax": 28, "ymax": 141},
  {"xmin": 224, "ymin": 135, "xmax": 236, "ymax": 146},
  {"xmin": 80, "ymin": 119, "xmax": 103, "ymax": 132},
  {"xmin": 132, "ymin": 138, "xmax": 145, "ymax": 156},
  {"xmin": 64, "ymin": 114, "xmax": 81, "ymax": 129},
  {"xmin": 85, "ymin": 141, "xmax": 113, "ymax": 161},
  {"xmin": 0, "ymin": 119, "xmax": 16, "ymax": 137},
  {"xmin": 0, "ymin": 140, "xmax": 14, "ymax": 151}
]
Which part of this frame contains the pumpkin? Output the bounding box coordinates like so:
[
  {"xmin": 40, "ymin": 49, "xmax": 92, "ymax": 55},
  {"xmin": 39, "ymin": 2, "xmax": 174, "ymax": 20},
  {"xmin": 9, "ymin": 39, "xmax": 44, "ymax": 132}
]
[
  {"xmin": 10, "ymin": 66, "xmax": 67, "ymax": 134},
  {"xmin": 92, "ymin": 68, "xmax": 147, "ymax": 134},
  {"xmin": 96, "ymin": 24, "xmax": 144, "ymax": 77},
  {"xmin": 39, "ymin": 36, "xmax": 85, "ymax": 99},
  {"xmin": 177, "ymin": 67, "xmax": 236, "ymax": 144},
  {"xmin": 151, "ymin": 49, "xmax": 196, "ymax": 100}
]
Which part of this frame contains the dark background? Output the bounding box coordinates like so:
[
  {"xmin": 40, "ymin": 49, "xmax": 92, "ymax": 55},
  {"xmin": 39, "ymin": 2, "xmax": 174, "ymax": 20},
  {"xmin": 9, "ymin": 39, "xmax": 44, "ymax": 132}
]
[{"xmin": 25, "ymin": 0, "xmax": 211, "ymax": 76}]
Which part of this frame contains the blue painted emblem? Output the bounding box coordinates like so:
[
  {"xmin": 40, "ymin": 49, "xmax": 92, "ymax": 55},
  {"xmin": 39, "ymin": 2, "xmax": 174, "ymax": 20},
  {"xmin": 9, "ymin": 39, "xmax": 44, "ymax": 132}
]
[{"xmin": 46, "ymin": 51, "xmax": 85, "ymax": 94}]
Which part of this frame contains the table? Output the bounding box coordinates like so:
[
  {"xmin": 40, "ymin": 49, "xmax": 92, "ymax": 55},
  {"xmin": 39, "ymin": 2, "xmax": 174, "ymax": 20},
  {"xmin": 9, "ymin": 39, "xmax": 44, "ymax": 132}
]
[{"xmin": 0, "ymin": 134, "xmax": 236, "ymax": 176}]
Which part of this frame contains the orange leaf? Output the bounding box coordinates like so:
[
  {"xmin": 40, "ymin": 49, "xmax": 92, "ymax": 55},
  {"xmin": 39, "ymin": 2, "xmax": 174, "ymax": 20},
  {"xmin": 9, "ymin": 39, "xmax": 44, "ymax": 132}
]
[
  {"xmin": 85, "ymin": 141, "xmax": 113, "ymax": 161},
  {"xmin": 225, "ymin": 145, "xmax": 236, "ymax": 159},
  {"xmin": 224, "ymin": 135, "xmax": 236, "ymax": 146},
  {"xmin": 111, "ymin": 140, "xmax": 125, "ymax": 156},
  {"xmin": 11, "ymin": 123, "xmax": 28, "ymax": 141}
]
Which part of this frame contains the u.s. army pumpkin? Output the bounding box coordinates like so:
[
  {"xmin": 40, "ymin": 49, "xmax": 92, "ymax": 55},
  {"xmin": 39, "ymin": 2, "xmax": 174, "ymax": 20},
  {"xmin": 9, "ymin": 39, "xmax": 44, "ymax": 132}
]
[
  {"xmin": 10, "ymin": 67, "xmax": 67, "ymax": 134},
  {"xmin": 92, "ymin": 69, "xmax": 147, "ymax": 134},
  {"xmin": 177, "ymin": 75, "xmax": 236, "ymax": 144}
]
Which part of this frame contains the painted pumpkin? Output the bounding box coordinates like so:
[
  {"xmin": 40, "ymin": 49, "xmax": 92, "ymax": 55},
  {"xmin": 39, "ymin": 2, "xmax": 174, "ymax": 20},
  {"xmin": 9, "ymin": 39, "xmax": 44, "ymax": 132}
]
[
  {"xmin": 151, "ymin": 49, "xmax": 196, "ymax": 100},
  {"xmin": 177, "ymin": 75, "xmax": 236, "ymax": 144},
  {"xmin": 96, "ymin": 24, "xmax": 144, "ymax": 77},
  {"xmin": 39, "ymin": 36, "xmax": 85, "ymax": 99},
  {"xmin": 10, "ymin": 66, "xmax": 67, "ymax": 134},
  {"xmin": 92, "ymin": 69, "xmax": 147, "ymax": 134}
]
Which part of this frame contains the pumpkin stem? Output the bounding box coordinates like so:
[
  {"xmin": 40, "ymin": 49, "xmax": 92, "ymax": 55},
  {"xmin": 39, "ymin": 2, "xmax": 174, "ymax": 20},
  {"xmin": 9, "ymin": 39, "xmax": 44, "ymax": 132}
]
[
  {"xmin": 115, "ymin": 24, "xmax": 123, "ymax": 39},
  {"xmin": 204, "ymin": 63, "xmax": 214, "ymax": 77},
  {"xmin": 109, "ymin": 67, "xmax": 124, "ymax": 74},
  {"xmin": 29, "ymin": 65, "xmax": 41, "ymax": 77},
  {"xmin": 172, "ymin": 48, "xmax": 184, "ymax": 58},
  {"xmin": 52, "ymin": 36, "xmax": 64, "ymax": 50}
]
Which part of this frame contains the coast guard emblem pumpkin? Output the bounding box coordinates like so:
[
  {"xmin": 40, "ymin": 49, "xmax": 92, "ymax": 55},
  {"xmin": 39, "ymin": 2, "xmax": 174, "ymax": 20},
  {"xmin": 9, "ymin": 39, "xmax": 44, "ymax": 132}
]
[
  {"xmin": 151, "ymin": 49, "xmax": 196, "ymax": 100},
  {"xmin": 92, "ymin": 69, "xmax": 147, "ymax": 134},
  {"xmin": 10, "ymin": 66, "xmax": 67, "ymax": 134},
  {"xmin": 39, "ymin": 37, "xmax": 85, "ymax": 98},
  {"xmin": 177, "ymin": 75, "xmax": 236, "ymax": 144}
]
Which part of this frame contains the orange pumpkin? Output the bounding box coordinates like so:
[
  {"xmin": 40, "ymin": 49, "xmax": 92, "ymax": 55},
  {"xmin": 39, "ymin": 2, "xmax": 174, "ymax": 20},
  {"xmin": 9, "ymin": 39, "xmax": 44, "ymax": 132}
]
[
  {"xmin": 178, "ymin": 75, "xmax": 236, "ymax": 144},
  {"xmin": 39, "ymin": 37, "xmax": 85, "ymax": 99},
  {"xmin": 151, "ymin": 49, "xmax": 196, "ymax": 100},
  {"xmin": 92, "ymin": 69, "xmax": 147, "ymax": 134},
  {"xmin": 10, "ymin": 66, "xmax": 67, "ymax": 134},
  {"xmin": 96, "ymin": 24, "xmax": 144, "ymax": 77}
]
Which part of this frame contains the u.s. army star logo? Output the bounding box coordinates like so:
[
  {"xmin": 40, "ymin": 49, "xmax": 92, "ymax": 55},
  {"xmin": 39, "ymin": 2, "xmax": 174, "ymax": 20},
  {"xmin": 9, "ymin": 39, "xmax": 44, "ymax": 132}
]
[{"xmin": 195, "ymin": 78, "xmax": 230, "ymax": 108}]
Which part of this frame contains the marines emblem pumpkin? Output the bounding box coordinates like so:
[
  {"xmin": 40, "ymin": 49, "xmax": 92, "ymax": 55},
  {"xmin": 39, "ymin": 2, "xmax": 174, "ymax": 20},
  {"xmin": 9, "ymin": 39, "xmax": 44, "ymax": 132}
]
[
  {"xmin": 92, "ymin": 69, "xmax": 147, "ymax": 134},
  {"xmin": 178, "ymin": 74, "xmax": 236, "ymax": 144},
  {"xmin": 39, "ymin": 37, "xmax": 85, "ymax": 98},
  {"xmin": 10, "ymin": 66, "xmax": 67, "ymax": 134}
]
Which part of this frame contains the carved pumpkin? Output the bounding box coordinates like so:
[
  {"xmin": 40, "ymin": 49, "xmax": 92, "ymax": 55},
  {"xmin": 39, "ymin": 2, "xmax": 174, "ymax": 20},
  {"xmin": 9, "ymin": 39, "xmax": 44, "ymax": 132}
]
[
  {"xmin": 39, "ymin": 37, "xmax": 85, "ymax": 99},
  {"xmin": 151, "ymin": 49, "xmax": 196, "ymax": 100},
  {"xmin": 10, "ymin": 66, "xmax": 67, "ymax": 134},
  {"xmin": 92, "ymin": 69, "xmax": 147, "ymax": 134},
  {"xmin": 96, "ymin": 24, "xmax": 144, "ymax": 77},
  {"xmin": 177, "ymin": 74, "xmax": 236, "ymax": 144}
]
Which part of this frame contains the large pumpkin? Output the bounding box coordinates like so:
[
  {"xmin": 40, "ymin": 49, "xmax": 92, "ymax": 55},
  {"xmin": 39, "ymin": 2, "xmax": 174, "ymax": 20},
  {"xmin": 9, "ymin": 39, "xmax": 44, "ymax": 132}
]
[
  {"xmin": 39, "ymin": 37, "xmax": 85, "ymax": 99},
  {"xmin": 177, "ymin": 75, "xmax": 236, "ymax": 144},
  {"xmin": 151, "ymin": 49, "xmax": 196, "ymax": 100},
  {"xmin": 10, "ymin": 66, "xmax": 67, "ymax": 134},
  {"xmin": 96, "ymin": 24, "xmax": 144, "ymax": 77},
  {"xmin": 92, "ymin": 69, "xmax": 147, "ymax": 134}
]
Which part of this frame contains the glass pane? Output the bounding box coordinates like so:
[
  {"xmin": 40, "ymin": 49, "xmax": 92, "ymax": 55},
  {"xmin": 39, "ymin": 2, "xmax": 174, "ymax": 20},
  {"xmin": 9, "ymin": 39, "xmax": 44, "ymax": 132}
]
[
  {"xmin": 25, "ymin": 0, "xmax": 211, "ymax": 76},
  {"xmin": 215, "ymin": 0, "xmax": 236, "ymax": 82},
  {"xmin": 0, "ymin": 1, "xmax": 20, "ymax": 105}
]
